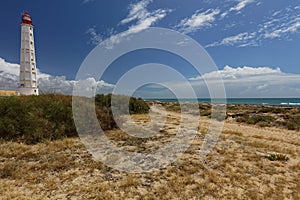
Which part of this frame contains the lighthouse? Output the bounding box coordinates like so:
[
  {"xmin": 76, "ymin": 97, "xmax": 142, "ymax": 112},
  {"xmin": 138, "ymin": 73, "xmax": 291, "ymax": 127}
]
[{"xmin": 19, "ymin": 12, "xmax": 38, "ymax": 95}]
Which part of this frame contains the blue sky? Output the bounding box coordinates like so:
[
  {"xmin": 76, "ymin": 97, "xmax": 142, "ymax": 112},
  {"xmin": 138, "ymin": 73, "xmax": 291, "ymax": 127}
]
[{"xmin": 0, "ymin": 0, "xmax": 300, "ymax": 97}]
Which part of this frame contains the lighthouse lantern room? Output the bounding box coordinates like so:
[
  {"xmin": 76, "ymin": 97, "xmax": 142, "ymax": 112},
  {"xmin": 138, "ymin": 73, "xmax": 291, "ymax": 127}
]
[{"xmin": 19, "ymin": 12, "xmax": 39, "ymax": 95}]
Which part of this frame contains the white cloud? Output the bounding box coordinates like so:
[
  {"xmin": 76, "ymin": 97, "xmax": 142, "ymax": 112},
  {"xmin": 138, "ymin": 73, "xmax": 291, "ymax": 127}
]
[
  {"xmin": 263, "ymin": 20, "xmax": 300, "ymax": 39},
  {"xmin": 188, "ymin": 65, "xmax": 300, "ymax": 98},
  {"xmin": 120, "ymin": 0, "xmax": 153, "ymax": 25},
  {"xmin": 0, "ymin": 58, "xmax": 19, "ymax": 90},
  {"xmin": 220, "ymin": 11, "xmax": 229, "ymax": 19},
  {"xmin": 86, "ymin": 27, "xmax": 103, "ymax": 45},
  {"xmin": 106, "ymin": 65, "xmax": 300, "ymax": 98},
  {"xmin": 0, "ymin": 57, "xmax": 114, "ymax": 95},
  {"xmin": 189, "ymin": 65, "xmax": 282, "ymax": 81},
  {"xmin": 206, "ymin": 32, "xmax": 257, "ymax": 47},
  {"xmin": 176, "ymin": 9, "xmax": 220, "ymax": 34},
  {"xmin": 82, "ymin": 0, "xmax": 95, "ymax": 4},
  {"xmin": 259, "ymin": 7, "xmax": 300, "ymax": 40},
  {"xmin": 175, "ymin": 0, "xmax": 256, "ymax": 34},
  {"xmin": 219, "ymin": 0, "xmax": 256, "ymax": 19},
  {"xmin": 122, "ymin": 8, "xmax": 169, "ymax": 35},
  {"xmin": 0, "ymin": 57, "xmax": 19, "ymax": 76},
  {"xmin": 229, "ymin": 0, "xmax": 256, "ymax": 12},
  {"xmin": 207, "ymin": 6, "xmax": 300, "ymax": 48},
  {"xmin": 107, "ymin": 0, "xmax": 171, "ymax": 47},
  {"xmin": 87, "ymin": 0, "xmax": 171, "ymax": 47},
  {"xmin": 131, "ymin": 65, "xmax": 300, "ymax": 98}
]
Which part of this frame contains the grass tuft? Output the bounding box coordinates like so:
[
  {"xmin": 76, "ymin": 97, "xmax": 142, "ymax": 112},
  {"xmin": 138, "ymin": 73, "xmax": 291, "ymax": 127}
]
[{"xmin": 265, "ymin": 154, "xmax": 289, "ymax": 162}]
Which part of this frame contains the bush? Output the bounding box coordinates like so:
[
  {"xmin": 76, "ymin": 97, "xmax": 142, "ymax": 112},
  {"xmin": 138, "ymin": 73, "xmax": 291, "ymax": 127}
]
[
  {"xmin": 164, "ymin": 103, "xmax": 181, "ymax": 112},
  {"xmin": 265, "ymin": 154, "xmax": 289, "ymax": 162},
  {"xmin": 236, "ymin": 114, "xmax": 275, "ymax": 126},
  {"xmin": 95, "ymin": 94, "xmax": 149, "ymax": 114},
  {"xmin": 129, "ymin": 97, "xmax": 150, "ymax": 114},
  {"xmin": 0, "ymin": 95, "xmax": 77, "ymax": 144},
  {"xmin": 0, "ymin": 94, "xmax": 149, "ymax": 144},
  {"xmin": 258, "ymin": 107, "xmax": 285, "ymax": 114},
  {"xmin": 285, "ymin": 116, "xmax": 300, "ymax": 130}
]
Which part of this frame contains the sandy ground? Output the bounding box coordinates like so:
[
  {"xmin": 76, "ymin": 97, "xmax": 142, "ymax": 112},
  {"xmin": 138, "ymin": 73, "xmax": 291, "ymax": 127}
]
[{"xmin": 0, "ymin": 105, "xmax": 299, "ymax": 199}]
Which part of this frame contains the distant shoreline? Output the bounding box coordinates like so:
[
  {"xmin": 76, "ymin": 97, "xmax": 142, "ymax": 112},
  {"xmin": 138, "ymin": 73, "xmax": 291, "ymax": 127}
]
[{"xmin": 145, "ymin": 98, "xmax": 300, "ymax": 107}]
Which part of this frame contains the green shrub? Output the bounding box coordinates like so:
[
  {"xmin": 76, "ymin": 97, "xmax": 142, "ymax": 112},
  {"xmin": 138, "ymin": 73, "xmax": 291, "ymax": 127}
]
[
  {"xmin": 257, "ymin": 121, "xmax": 271, "ymax": 127},
  {"xmin": 285, "ymin": 116, "xmax": 300, "ymax": 130},
  {"xmin": 95, "ymin": 94, "xmax": 149, "ymax": 114},
  {"xmin": 199, "ymin": 104, "xmax": 212, "ymax": 116},
  {"xmin": 0, "ymin": 95, "xmax": 77, "ymax": 144},
  {"xmin": 265, "ymin": 154, "xmax": 289, "ymax": 161},
  {"xmin": 129, "ymin": 97, "xmax": 150, "ymax": 114},
  {"xmin": 0, "ymin": 94, "xmax": 149, "ymax": 144},
  {"xmin": 163, "ymin": 103, "xmax": 181, "ymax": 112},
  {"xmin": 236, "ymin": 114, "xmax": 275, "ymax": 126},
  {"xmin": 259, "ymin": 107, "xmax": 285, "ymax": 114},
  {"xmin": 236, "ymin": 116, "xmax": 247, "ymax": 123}
]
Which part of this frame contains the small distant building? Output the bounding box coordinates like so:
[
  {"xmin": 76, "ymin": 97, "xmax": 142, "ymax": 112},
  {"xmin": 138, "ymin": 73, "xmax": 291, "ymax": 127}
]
[
  {"xmin": 19, "ymin": 12, "xmax": 39, "ymax": 95},
  {"xmin": 0, "ymin": 90, "xmax": 19, "ymax": 96}
]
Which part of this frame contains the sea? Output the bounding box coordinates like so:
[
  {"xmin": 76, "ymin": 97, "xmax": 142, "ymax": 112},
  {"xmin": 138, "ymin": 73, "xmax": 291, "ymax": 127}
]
[{"xmin": 146, "ymin": 98, "xmax": 300, "ymax": 106}]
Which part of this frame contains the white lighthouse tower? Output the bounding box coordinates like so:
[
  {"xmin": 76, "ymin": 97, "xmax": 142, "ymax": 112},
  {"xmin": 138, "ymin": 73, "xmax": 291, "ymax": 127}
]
[{"xmin": 19, "ymin": 12, "xmax": 38, "ymax": 95}]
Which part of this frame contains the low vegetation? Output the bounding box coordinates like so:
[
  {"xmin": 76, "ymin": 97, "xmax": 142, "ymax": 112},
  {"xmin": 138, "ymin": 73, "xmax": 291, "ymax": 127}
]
[
  {"xmin": 230, "ymin": 105, "xmax": 300, "ymax": 130},
  {"xmin": 0, "ymin": 106, "xmax": 299, "ymax": 199},
  {"xmin": 236, "ymin": 114, "xmax": 275, "ymax": 127},
  {"xmin": 0, "ymin": 94, "xmax": 149, "ymax": 144},
  {"xmin": 163, "ymin": 102, "xmax": 300, "ymax": 130},
  {"xmin": 0, "ymin": 98, "xmax": 299, "ymax": 199},
  {"xmin": 265, "ymin": 154, "xmax": 289, "ymax": 162},
  {"xmin": 284, "ymin": 115, "xmax": 300, "ymax": 130},
  {"xmin": 162, "ymin": 102, "xmax": 212, "ymax": 117}
]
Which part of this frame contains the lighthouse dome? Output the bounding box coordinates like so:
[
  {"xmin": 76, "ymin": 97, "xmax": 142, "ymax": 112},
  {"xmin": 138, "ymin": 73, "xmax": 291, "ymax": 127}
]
[{"xmin": 22, "ymin": 12, "xmax": 32, "ymax": 25}]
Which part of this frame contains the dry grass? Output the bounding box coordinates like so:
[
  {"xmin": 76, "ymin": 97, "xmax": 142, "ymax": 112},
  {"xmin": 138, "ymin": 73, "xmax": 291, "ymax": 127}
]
[{"xmin": 0, "ymin": 105, "xmax": 300, "ymax": 199}]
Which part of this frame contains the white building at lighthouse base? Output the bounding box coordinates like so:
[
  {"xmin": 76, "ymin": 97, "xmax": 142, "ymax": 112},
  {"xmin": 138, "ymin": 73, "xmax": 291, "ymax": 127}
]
[{"xmin": 19, "ymin": 87, "xmax": 38, "ymax": 95}]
